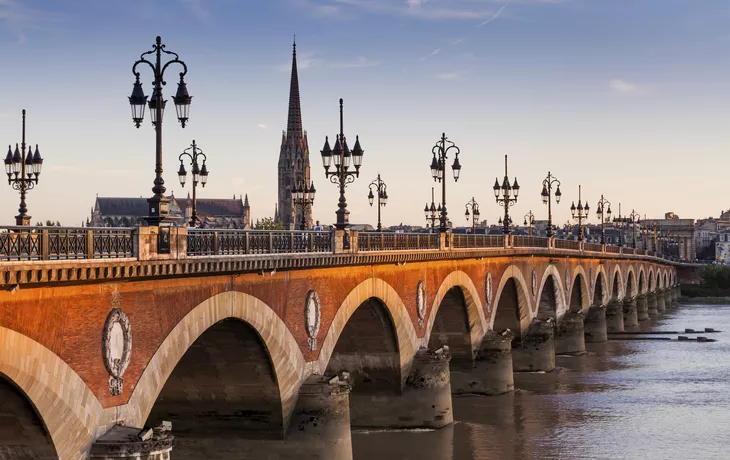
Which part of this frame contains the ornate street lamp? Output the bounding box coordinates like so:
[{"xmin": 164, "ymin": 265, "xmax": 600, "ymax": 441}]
[
  {"xmin": 613, "ymin": 203, "xmax": 627, "ymax": 247},
  {"xmin": 569, "ymin": 185, "xmax": 590, "ymax": 241},
  {"xmin": 595, "ymin": 194, "xmax": 612, "ymax": 244},
  {"xmin": 628, "ymin": 209, "xmax": 641, "ymax": 248},
  {"xmin": 524, "ymin": 210, "xmax": 535, "ymax": 236},
  {"xmin": 498, "ymin": 215, "xmax": 514, "ymax": 231},
  {"xmin": 177, "ymin": 140, "xmax": 208, "ymax": 227},
  {"xmin": 129, "ymin": 36, "xmax": 192, "ymax": 226},
  {"xmin": 540, "ymin": 171, "xmax": 561, "ymax": 237},
  {"xmin": 464, "ymin": 197, "xmax": 480, "ymax": 233},
  {"xmin": 4, "ymin": 110, "xmax": 43, "ymax": 226},
  {"xmin": 424, "ymin": 187, "xmax": 439, "ymax": 232},
  {"xmin": 368, "ymin": 173, "xmax": 388, "ymax": 232},
  {"xmin": 430, "ymin": 133, "xmax": 462, "ymax": 233},
  {"xmin": 292, "ymin": 181, "xmax": 316, "ymax": 231},
  {"xmin": 320, "ymin": 98, "xmax": 363, "ymax": 230},
  {"xmin": 493, "ymin": 155, "xmax": 519, "ymax": 235}
]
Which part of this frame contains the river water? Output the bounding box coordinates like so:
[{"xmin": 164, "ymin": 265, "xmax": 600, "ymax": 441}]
[{"xmin": 352, "ymin": 303, "xmax": 730, "ymax": 460}]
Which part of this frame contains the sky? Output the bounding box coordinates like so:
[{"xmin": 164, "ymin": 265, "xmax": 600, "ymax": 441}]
[{"xmin": 0, "ymin": 0, "xmax": 728, "ymax": 228}]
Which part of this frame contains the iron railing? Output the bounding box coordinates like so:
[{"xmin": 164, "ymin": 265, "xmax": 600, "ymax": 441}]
[
  {"xmin": 606, "ymin": 245, "xmax": 621, "ymax": 254},
  {"xmin": 0, "ymin": 227, "xmax": 134, "ymax": 261},
  {"xmin": 187, "ymin": 230, "xmax": 332, "ymax": 256},
  {"xmin": 452, "ymin": 234, "xmax": 504, "ymax": 249},
  {"xmin": 584, "ymin": 242, "xmax": 603, "ymax": 252},
  {"xmin": 512, "ymin": 236, "xmax": 550, "ymax": 248},
  {"xmin": 554, "ymin": 239, "xmax": 581, "ymax": 250},
  {"xmin": 357, "ymin": 232, "xmax": 439, "ymax": 252}
]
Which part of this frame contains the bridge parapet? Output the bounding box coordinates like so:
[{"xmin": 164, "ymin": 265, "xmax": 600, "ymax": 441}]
[{"xmin": 0, "ymin": 226, "xmax": 678, "ymax": 289}]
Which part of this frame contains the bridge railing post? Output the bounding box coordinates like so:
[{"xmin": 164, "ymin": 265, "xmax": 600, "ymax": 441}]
[
  {"xmin": 548, "ymin": 236, "xmax": 555, "ymax": 250},
  {"xmin": 438, "ymin": 232, "xmax": 448, "ymax": 251},
  {"xmin": 86, "ymin": 229, "xmax": 94, "ymax": 259},
  {"xmin": 504, "ymin": 234, "xmax": 511, "ymax": 249},
  {"xmin": 579, "ymin": 241, "xmax": 584, "ymax": 252},
  {"xmin": 351, "ymin": 230, "xmax": 359, "ymax": 253},
  {"xmin": 40, "ymin": 229, "xmax": 49, "ymax": 260},
  {"xmin": 212, "ymin": 231, "xmax": 220, "ymax": 255}
]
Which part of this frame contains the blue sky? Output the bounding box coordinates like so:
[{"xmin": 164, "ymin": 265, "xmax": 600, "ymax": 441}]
[{"xmin": 0, "ymin": 0, "xmax": 728, "ymax": 227}]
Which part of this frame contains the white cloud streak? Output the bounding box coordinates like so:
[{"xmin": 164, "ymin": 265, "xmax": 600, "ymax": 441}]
[{"xmin": 609, "ymin": 79, "xmax": 639, "ymax": 94}]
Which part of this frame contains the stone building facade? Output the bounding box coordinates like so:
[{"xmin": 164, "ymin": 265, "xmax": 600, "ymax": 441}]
[
  {"xmin": 276, "ymin": 40, "xmax": 313, "ymax": 230},
  {"xmin": 88, "ymin": 194, "xmax": 251, "ymax": 229}
]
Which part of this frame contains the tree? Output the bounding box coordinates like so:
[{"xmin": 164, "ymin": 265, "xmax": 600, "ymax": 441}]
[
  {"xmin": 34, "ymin": 220, "xmax": 62, "ymax": 227},
  {"xmin": 254, "ymin": 217, "xmax": 284, "ymax": 230}
]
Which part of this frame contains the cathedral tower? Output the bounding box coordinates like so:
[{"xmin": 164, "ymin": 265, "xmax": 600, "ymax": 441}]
[{"xmin": 277, "ymin": 39, "xmax": 312, "ymax": 229}]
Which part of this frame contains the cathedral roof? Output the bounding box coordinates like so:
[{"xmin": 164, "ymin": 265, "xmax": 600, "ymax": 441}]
[
  {"xmin": 96, "ymin": 197, "xmax": 150, "ymax": 216},
  {"xmin": 286, "ymin": 38, "xmax": 303, "ymax": 140},
  {"xmin": 175, "ymin": 198, "xmax": 246, "ymax": 217}
]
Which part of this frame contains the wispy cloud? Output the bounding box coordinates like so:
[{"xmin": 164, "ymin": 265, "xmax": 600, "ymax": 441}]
[
  {"xmin": 257, "ymin": 124, "xmax": 268, "ymax": 130},
  {"xmin": 435, "ymin": 72, "xmax": 464, "ymax": 80},
  {"xmin": 180, "ymin": 0, "xmax": 211, "ymax": 22},
  {"xmin": 330, "ymin": 56, "xmax": 379, "ymax": 68},
  {"xmin": 420, "ymin": 48, "xmax": 441, "ymax": 61},
  {"xmin": 0, "ymin": 0, "xmax": 65, "ymax": 43},
  {"xmin": 477, "ymin": 1, "xmax": 511, "ymax": 27},
  {"xmin": 330, "ymin": 0, "xmax": 503, "ymax": 20},
  {"xmin": 278, "ymin": 51, "xmax": 324, "ymax": 72},
  {"xmin": 609, "ymin": 79, "xmax": 640, "ymax": 94}
]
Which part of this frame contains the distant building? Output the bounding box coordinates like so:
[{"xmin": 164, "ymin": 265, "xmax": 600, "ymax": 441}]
[
  {"xmin": 642, "ymin": 212, "xmax": 695, "ymax": 261},
  {"xmin": 88, "ymin": 194, "xmax": 251, "ymax": 229},
  {"xmin": 715, "ymin": 230, "xmax": 730, "ymax": 264}
]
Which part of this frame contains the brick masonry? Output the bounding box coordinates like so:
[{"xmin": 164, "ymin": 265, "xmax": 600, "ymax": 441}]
[{"xmin": 0, "ymin": 255, "xmax": 676, "ymax": 459}]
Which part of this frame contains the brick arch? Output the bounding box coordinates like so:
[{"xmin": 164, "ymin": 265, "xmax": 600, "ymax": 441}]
[
  {"xmin": 316, "ymin": 277, "xmax": 419, "ymax": 386},
  {"xmin": 656, "ymin": 271, "xmax": 662, "ymax": 290},
  {"xmin": 568, "ymin": 265, "xmax": 591, "ymax": 313},
  {"xmin": 638, "ymin": 266, "xmax": 647, "ymax": 294},
  {"xmin": 663, "ymin": 271, "xmax": 668, "ymax": 288},
  {"xmin": 125, "ymin": 291, "xmax": 306, "ymax": 434},
  {"xmin": 535, "ymin": 264, "xmax": 567, "ymax": 320},
  {"xmin": 611, "ymin": 264, "xmax": 625, "ymax": 300},
  {"xmin": 0, "ymin": 325, "xmax": 104, "ymax": 459},
  {"xmin": 593, "ymin": 264, "xmax": 610, "ymax": 306},
  {"xmin": 425, "ymin": 270, "xmax": 487, "ymax": 357},
  {"xmin": 490, "ymin": 265, "xmax": 532, "ymax": 336},
  {"xmin": 625, "ymin": 266, "xmax": 637, "ymax": 298},
  {"xmin": 648, "ymin": 268, "xmax": 655, "ymax": 291}
]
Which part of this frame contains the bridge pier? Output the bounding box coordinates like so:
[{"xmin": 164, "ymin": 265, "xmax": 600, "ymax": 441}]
[
  {"xmin": 623, "ymin": 297, "xmax": 639, "ymax": 330},
  {"xmin": 350, "ymin": 347, "xmax": 453, "ymax": 429},
  {"xmin": 90, "ymin": 424, "xmax": 174, "ymax": 460},
  {"xmin": 647, "ymin": 292, "xmax": 659, "ymax": 316},
  {"xmin": 665, "ymin": 289, "xmax": 675, "ymax": 308},
  {"xmin": 675, "ymin": 285, "xmax": 682, "ymax": 302},
  {"xmin": 636, "ymin": 294, "xmax": 649, "ymax": 321},
  {"xmin": 605, "ymin": 300, "xmax": 625, "ymax": 333},
  {"xmin": 511, "ymin": 320, "xmax": 555, "ymax": 372},
  {"xmin": 583, "ymin": 304, "xmax": 607, "ymax": 342},
  {"xmin": 451, "ymin": 330, "xmax": 514, "ymax": 395},
  {"xmin": 555, "ymin": 310, "xmax": 585, "ymax": 355},
  {"xmin": 283, "ymin": 375, "xmax": 353, "ymax": 460},
  {"xmin": 656, "ymin": 290, "xmax": 666, "ymax": 312}
]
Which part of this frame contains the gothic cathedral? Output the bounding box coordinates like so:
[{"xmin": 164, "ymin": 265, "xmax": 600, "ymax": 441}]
[{"xmin": 276, "ymin": 40, "xmax": 312, "ymax": 229}]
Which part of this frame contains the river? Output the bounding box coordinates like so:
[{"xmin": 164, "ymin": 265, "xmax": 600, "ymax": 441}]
[{"xmin": 352, "ymin": 303, "xmax": 730, "ymax": 460}]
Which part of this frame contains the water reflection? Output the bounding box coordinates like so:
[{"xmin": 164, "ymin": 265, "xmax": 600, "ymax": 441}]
[{"xmin": 352, "ymin": 304, "xmax": 730, "ymax": 460}]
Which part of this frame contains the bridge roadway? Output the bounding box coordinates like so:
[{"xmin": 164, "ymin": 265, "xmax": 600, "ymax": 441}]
[{"xmin": 0, "ymin": 227, "xmax": 681, "ymax": 459}]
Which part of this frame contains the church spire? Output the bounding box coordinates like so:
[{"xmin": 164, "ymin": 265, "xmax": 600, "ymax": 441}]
[{"xmin": 286, "ymin": 36, "xmax": 303, "ymax": 140}]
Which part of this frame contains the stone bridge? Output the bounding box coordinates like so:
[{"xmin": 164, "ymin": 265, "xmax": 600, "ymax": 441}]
[{"xmin": 0, "ymin": 227, "xmax": 681, "ymax": 459}]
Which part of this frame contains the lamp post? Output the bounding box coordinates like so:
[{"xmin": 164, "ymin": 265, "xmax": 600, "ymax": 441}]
[
  {"xmin": 628, "ymin": 209, "xmax": 641, "ymax": 248},
  {"xmin": 292, "ymin": 180, "xmax": 316, "ymax": 231},
  {"xmin": 540, "ymin": 171, "xmax": 561, "ymax": 237},
  {"xmin": 595, "ymin": 194, "xmax": 612, "ymax": 244},
  {"xmin": 368, "ymin": 173, "xmax": 388, "ymax": 232},
  {"xmin": 430, "ymin": 133, "xmax": 462, "ymax": 233},
  {"xmin": 4, "ymin": 110, "xmax": 43, "ymax": 226},
  {"xmin": 613, "ymin": 203, "xmax": 626, "ymax": 247},
  {"xmin": 176, "ymin": 140, "xmax": 208, "ymax": 227},
  {"xmin": 129, "ymin": 36, "xmax": 192, "ymax": 226},
  {"xmin": 524, "ymin": 210, "xmax": 535, "ymax": 236},
  {"xmin": 498, "ymin": 215, "xmax": 513, "ymax": 231},
  {"xmin": 464, "ymin": 197, "xmax": 480, "ymax": 233},
  {"xmin": 569, "ymin": 185, "xmax": 590, "ymax": 241},
  {"xmin": 424, "ymin": 187, "xmax": 439, "ymax": 231},
  {"xmin": 320, "ymin": 99, "xmax": 363, "ymax": 230},
  {"xmin": 493, "ymin": 155, "xmax": 519, "ymax": 235}
]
